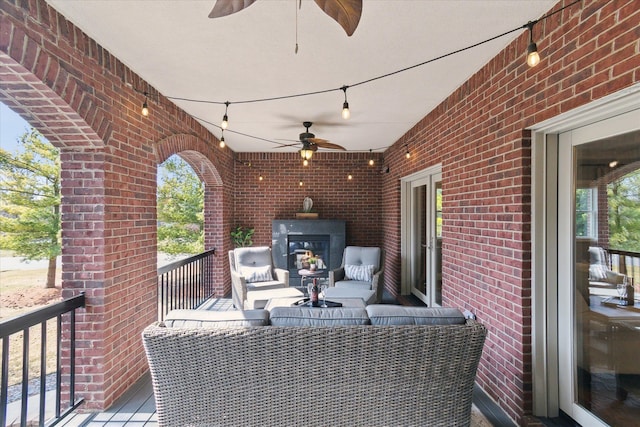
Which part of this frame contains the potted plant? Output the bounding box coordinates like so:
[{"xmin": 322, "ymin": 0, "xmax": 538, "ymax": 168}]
[
  {"xmin": 230, "ymin": 226, "xmax": 254, "ymax": 248},
  {"xmin": 308, "ymin": 257, "xmax": 318, "ymax": 271}
]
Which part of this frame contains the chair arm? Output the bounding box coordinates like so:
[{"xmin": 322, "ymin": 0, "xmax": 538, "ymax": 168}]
[
  {"xmin": 329, "ymin": 267, "xmax": 345, "ymax": 286},
  {"xmin": 371, "ymin": 268, "xmax": 384, "ymax": 304},
  {"xmin": 274, "ymin": 268, "xmax": 290, "ymax": 286},
  {"xmin": 230, "ymin": 271, "xmax": 248, "ymax": 310}
]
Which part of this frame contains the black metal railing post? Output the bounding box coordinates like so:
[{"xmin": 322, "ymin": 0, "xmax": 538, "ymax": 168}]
[{"xmin": 0, "ymin": 292, "xmax": 85, "ymax": 427}]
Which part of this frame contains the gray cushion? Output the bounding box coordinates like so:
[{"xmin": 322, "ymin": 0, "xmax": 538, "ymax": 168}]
[
  {"xmin": 234, "ymin": 246, "xmax": 275, "ymax": 279},
  {"xmin": 343, "ymin": 247, "xmax": 381, "ymax": 271},
  {"xmin": 366, "ymin": 305, "xmax": 465, "ymax": 326},
  {"xmin": 163, "ymin": 309, "xmax": 270, "ymax": 328},
  {"xmin": 269, "ymin": 307, "xmax": 371, "ymax": 326}
]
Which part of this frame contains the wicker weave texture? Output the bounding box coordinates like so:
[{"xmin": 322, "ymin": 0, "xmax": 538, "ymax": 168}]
[{"xmin": 142, "ymin": 321, "xmax": 486, "ymax": 427}]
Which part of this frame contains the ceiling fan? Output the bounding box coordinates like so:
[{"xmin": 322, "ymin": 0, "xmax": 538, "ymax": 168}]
[
  {"xmin": 280, "ymin": 121, "xmax": 346, "ymax": 160},
  {"xmin": 209, "ymin": 0, "xmax": 363, "ymax": 36}
]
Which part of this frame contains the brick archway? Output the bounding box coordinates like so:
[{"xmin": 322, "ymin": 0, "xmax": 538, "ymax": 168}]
[
  {"xmin": 156, "ymin": 135, "xmax": 227, "ymax": 297},
  {"xmin": 2, "ymin": 3, "xmax": 235, "ymax": 409}
]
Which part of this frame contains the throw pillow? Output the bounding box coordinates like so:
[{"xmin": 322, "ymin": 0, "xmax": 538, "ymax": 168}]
[
  {"xmin": 589, "ymin": 264, "xmax": 607, "ymax": 281},
  {"xmin": 241, "ymin": 265, "xmax": 272, "ymax": 283},
  {"xmin": 345, "ymin": 264, "xmax": 375, "ymax": 282}
]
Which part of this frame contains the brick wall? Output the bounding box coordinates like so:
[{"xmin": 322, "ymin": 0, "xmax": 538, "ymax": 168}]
[
  {"xmin": 378, "ymin": 0, "xmax": 639, "ymax": 423},
  {"xmin": 234, "ymin": 152, "xmax": 384, "ymax": 248}
]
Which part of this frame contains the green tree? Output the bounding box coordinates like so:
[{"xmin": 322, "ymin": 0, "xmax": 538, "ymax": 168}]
[
  {"xmin": 0, "ymin": 129, "xmax": 60, "ymax": 288},
  {"xmin": 157, "ymin": 156, "xmax": 204, "ymax": 255},
  {"xmin": 608, "ymin": 169, "xmax": 640, "ymax": 252}
]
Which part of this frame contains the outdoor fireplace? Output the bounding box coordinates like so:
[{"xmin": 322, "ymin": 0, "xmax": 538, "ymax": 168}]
[
  {"xmin": 287, "ymin": 234, "xmax": 330, "ymax": 277},
  {"xmin": 272, "ymin": 220, "xmax": 346, "ymax": 284}
]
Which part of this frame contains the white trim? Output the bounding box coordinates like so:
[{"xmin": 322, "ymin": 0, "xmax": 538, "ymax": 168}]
[
  {"xmin": 529, "ymin": 83, "xmax": 640, "ymax": 420},
  {"xmin": 400, "ymin": 165, "xmax": 442, "ymax": 296}
]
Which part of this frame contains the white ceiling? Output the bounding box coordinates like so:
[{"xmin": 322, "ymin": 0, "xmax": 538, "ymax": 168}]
[{"xmin": 46, "ymin": 0, "xmax": 557, "ymax": 154}]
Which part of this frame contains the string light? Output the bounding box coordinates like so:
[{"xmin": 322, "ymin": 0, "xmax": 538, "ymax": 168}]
[
  {"xmin": 368, "ymin": 149, "xmax": 374, "ymax": 166},
  {"xmin": 166, "ymin": 1, "xmax": 579, "ymax": 112},
  {"xmin": 141, "ymin": 92, "xmax": 149, "ymax": 117},
  {"xmin": 299, "ymin": 179, "xmax": 304, "ymax": 186},
  {"xmin": 341, "ymin": 85, "xmax": 350, "ymax": 120},
  {"xmin": 347, "ymin": 173, "xmax": 353, "ymax": 180},
  {"xmin": 405, "ymin": 145, "xmax": 411, "ymax": 159},
  {"xmin": 303, "ymin": 159, "xmax": 309, "ymax": 166},
  {"xmin": 221, "ymin": 101, "xmax": 230, "ymax": 129},
  {"xmin": 259, "ymin": 174, "xmax": 264, "ymax": 181},
  {"xmin": 526, "ymin": 21, "xmax": 540, "ymax": 67},
  {"xmin": 219, "ymin": 130, "xmax": 226, "ymax": 148}
]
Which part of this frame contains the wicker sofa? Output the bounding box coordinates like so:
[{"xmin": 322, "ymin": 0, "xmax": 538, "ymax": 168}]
[{"xmin": 142, "ymin": 305, "xmax": 487, "ymax": 427}]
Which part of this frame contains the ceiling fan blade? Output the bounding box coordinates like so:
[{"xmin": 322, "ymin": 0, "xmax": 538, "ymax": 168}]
[
  {"xmin": 313, "ymin": 0, "xmax": 362, "ymax": 36},
  {"xmin": 208, "ymin": 0, "xmax": 258, "ymax": 18},
  {"xmin": 310, "ymin": 139, "xmax": 347, "ymax": 151}
]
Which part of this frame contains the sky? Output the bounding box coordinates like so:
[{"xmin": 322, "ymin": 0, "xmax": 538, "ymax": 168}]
[{"xmin": 0, "ymin": 102, "xmax": 32, "ymax": 154}]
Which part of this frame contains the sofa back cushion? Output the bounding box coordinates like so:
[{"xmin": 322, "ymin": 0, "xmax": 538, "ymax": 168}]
[
  {"xmin": 366, "ymin": 305, "xmax": 465, "ymax": 326},
  {"xmin": 269, "ymin": 307, "xmax": 371, "ymax": 326},
  {"xmin": 163, "ymin": 309, "xmax": 270, "ymax": 328}
]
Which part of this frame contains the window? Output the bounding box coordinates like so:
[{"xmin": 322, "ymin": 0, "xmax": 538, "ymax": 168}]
[{"xmin": 575, "ymin": 187, "xmax": 597, "ymax": 238}]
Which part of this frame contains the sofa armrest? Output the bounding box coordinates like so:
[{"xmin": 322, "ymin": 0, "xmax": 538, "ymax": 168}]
[
  {"xmin": 329, "ymin": 267, "xmax": 345, "ymax": 286},
  {"xmin": 371, "ymin": 268, "xmax": 384, "ymax": 303},
  {"xmin": 274, "ymin": 268, "xmax": 290, "ymax": 286}
]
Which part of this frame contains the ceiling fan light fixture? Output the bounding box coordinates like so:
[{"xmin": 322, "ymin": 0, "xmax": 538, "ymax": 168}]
[{"xmin": 300, "ymin": 140, "xmax": 314, "ymax": 161}]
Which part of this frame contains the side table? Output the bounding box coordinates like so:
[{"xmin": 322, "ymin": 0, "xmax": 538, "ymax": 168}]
[{"xmin": 298, "ymin": 268, "xmax": 326, "ymax": 288}]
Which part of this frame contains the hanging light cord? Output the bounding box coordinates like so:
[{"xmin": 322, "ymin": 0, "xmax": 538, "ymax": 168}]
[{"xmin": 166, "ymin": 0, "xmax": 580, "ymax": 107}]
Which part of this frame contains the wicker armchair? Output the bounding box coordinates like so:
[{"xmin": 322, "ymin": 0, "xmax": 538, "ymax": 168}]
[
  {"xmin": 229, "ymin": 246, "xmax": 294, "ymax": 309},
  {"xmin": 329, "ymin": 246, "xmax": 384, "ymax": 303}
]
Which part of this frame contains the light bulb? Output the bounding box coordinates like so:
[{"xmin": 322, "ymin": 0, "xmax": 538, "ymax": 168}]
[
  {"xmin": 259, "ymin": 174, "xmax": 263, "ymax": 181},
  {"xmin": 527, "ymin": 44, "xmax": 540, "ymax": 67},
  {"xmin": 303, "ymin": 159, "xmax": 309, "ymax": 166},
  {"xmin": 141, "ymin": 100, "xmax": 149, "ymax": 117},
  {"xmin": 342, "ymin": 102, "xmax": 350, "ymax": 120},
  {"xmin": 299, "ymin": 180, "xmax": 303, "ymax": 186},
  {"xmin": 405, "ymin": 150, "xmax": 411, "ymax": 159},
  {"xmin": 369, "ymin": 158, "xmax": 374, "ymax": 166},
  {"xmin": 347, "ymin": 174, "xmax": 353, "ymax": 180},
  {"xmin": 219, "ymin": 138, "xmax": 225, "ymax": 148}
]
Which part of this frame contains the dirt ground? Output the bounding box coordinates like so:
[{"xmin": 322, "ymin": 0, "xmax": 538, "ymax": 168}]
[{"xmin": 0, "ymin": 268, "xmax": 62, "ymax": 318}]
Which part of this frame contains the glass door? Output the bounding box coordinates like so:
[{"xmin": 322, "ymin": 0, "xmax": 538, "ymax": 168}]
[
  {"xmin": 557, "ymin": 111, "xmax": 640, "ymax": 427},
  {"xmin": 406, "ymin": 170, "xmax": 442, "ymax": 306}
]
